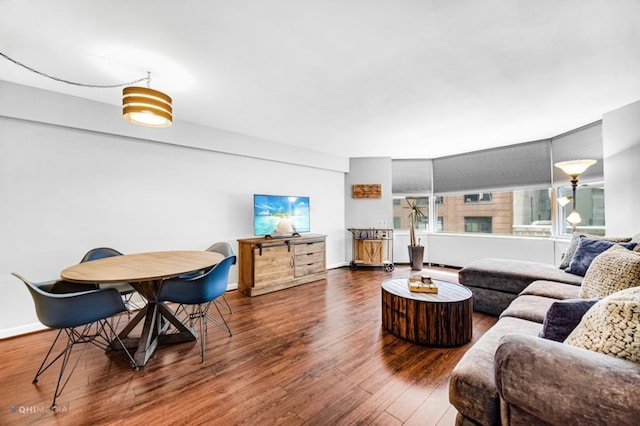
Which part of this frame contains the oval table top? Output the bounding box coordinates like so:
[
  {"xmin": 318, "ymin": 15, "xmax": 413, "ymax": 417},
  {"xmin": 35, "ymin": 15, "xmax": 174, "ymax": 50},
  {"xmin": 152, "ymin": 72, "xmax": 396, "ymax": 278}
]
[
  {"xmin": 61, "ymin": 250, "xmax": 224, "ymax": 283},
  {"xmin": 381, "ymin": 278, "xmax": 472, "ymax": 303}
]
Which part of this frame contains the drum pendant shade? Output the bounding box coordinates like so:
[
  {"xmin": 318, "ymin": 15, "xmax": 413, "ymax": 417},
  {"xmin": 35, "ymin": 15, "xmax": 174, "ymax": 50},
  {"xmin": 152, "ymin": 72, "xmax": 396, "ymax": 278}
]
[{"xmin": 122, "ymin": 86, "xmax": 173, "ymax": 127}]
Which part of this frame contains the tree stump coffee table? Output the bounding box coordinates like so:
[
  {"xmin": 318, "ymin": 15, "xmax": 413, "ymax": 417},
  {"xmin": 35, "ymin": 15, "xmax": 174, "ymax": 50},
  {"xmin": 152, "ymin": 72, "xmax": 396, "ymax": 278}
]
[{"xmin": 381, "ymin": 278, "xmax": 473, "ymax": 346}]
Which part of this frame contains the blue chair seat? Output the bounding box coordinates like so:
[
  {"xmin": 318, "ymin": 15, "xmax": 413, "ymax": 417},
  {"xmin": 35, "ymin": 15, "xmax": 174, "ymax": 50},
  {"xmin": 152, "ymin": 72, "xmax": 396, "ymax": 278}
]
[
  {"xmin": 158, "ymin": 255, "xmax": 235, "ymax": 363},
  {"xmin": 12, "ymin": 273, "xmax": 138, "ymax": 410}
]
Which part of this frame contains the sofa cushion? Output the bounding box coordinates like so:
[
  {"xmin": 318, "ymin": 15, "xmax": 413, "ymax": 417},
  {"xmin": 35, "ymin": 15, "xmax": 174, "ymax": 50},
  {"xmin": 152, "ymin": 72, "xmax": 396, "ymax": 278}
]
[
  {"xmin": 519, "ymin": 280, "xmax": 581, "ymax": 300},
  {"xmin": 538, "ymin": 298, "xmax": 601, "ymax": 342},
  {"xmin": 566, "ymin": 237, "xmax": 637, "ymax": 276},
  {"xmin": 499, "ymin": 295, "xmax": 558, "ymax": 323},
  {"xmin": 464, "ymin": 286, "xmax": 518, "ymax": 317},
  {"xmin": 495, "ymin": 333, "xmax": 640, "ymax": 426},
  {"xmin": 565, "ymin": 286, "xmax": 640, "ymax": 363},
  {"xmin": 580, "ymin": 245, "xmax": 640, "ymax": 298},
  {"xmin": 559, "ymin": 232, "xmax": 632, "ymax": 269},
  {"xmin": 449, "ymin": 316, "xmax": 542, "ymax": 426}
]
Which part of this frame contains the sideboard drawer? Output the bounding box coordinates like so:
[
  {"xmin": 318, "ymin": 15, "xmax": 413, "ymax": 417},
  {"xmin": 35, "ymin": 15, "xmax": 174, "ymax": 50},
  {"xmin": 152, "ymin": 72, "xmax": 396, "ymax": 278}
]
[{"xmin": 294, "ymin": 241, "xmax": 325, "ymax": 255}]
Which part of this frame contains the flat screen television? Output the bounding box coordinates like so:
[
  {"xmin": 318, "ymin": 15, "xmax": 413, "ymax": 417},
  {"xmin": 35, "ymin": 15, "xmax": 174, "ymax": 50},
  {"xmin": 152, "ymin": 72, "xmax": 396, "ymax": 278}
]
[{"xmin": 253, "ymin": 194, "xmax": 310, "ymax": 237}]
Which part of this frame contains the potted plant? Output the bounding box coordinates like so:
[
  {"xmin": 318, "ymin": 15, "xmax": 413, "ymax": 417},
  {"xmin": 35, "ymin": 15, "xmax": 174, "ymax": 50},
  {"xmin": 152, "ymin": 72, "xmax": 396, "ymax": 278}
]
[{"xmin": 406, "ymin": 198, "xmax": 426, "ymax": 270}]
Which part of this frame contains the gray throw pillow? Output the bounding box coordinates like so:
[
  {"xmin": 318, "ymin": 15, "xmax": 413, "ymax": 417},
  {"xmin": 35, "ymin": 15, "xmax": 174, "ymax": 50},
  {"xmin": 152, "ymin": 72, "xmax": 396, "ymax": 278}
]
[
  {"xmin": 539, "ymin": 298, "xmax": 601, "ymax": 342},
  {"xmin": 566, "ymin": 237, "xmax": 637, "ymax": 276},
  {"xmin": 559, "ymin": 232, "xmax": 632, "ymax": 269}
]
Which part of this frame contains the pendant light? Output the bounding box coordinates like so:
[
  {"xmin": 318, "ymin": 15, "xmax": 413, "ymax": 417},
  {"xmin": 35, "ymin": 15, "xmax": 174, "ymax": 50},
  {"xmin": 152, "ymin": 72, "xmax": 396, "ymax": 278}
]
[{"xmin": 122, "ymin": 72, "xmax": 173, "ymax": 128}]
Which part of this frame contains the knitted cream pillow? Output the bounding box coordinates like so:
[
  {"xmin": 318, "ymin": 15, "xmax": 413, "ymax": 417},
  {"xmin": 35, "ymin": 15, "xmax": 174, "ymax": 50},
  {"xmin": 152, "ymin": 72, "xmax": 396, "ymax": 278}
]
[
  {"xmin": 579, "ymin": 245, "xmax": 640, "ymax": 298},
  {"xmin": 565, "ymin": 286, "xmax": 640, "ymax": 363}
]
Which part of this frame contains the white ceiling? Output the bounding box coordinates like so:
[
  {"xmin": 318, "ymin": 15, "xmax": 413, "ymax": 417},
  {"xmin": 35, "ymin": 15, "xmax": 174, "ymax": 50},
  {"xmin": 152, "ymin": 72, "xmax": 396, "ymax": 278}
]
[{"xmin": 1, "ymin": 0, "xmax": 639, "ymax": 159}]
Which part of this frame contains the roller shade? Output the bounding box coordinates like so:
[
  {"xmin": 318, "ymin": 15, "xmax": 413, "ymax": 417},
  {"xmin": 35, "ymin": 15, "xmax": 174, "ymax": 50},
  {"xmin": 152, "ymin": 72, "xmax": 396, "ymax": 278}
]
[
  {"xmin": 392, "ymin": 159, "xmax": 432, "ymax": 194},
  {"xmin": 432, "ymin": 140, "xmax": 552, "ymax": 194},
  {"xmin": 552, "ymin": 121, "xmax": 603, "ymax": 185}
]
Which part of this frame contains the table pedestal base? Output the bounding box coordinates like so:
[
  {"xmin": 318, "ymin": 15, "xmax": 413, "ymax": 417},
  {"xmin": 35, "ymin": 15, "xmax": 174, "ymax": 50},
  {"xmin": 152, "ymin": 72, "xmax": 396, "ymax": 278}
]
[{"xmin": 116, "ymin": 302, "xmax": 196, "ymax": 366}]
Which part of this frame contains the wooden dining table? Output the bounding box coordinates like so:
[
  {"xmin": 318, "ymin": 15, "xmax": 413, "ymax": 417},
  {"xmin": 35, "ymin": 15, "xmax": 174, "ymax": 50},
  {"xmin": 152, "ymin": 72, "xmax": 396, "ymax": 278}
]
[{"xmin": 60, "ymin": 250, "xmax": 224, "ymax": 366}]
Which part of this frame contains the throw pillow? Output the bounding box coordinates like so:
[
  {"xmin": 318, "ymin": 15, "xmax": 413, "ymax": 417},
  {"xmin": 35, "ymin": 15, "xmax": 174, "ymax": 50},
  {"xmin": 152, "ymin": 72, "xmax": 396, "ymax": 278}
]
[
  {"xmin": 566, "ymin": 237, "xmax": 637, "ymax": 276},
  {"xmin": 558, "ymin": 232, "xmax": 632, "ymax": 269},
  {"xmin": 579, "ymin": 245, "xmax": 640, "ymax": 298},
  {"xmin": 633, "ymin": 233, "xmax": 640, "ymax": 252},
  {"xmin": 565, "ymin": 286, "xmax": 640, "ymax": 363},
  {"xmin": 539, "ymin": 298, "xmax": 601, "ymax": 342}
]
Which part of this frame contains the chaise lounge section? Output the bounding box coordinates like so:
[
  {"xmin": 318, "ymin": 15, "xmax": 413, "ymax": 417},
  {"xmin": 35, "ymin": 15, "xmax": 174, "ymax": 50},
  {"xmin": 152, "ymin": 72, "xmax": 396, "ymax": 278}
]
[{"xmin": 458, "ymin": 258, "xmax": 582, "ymax": 316}]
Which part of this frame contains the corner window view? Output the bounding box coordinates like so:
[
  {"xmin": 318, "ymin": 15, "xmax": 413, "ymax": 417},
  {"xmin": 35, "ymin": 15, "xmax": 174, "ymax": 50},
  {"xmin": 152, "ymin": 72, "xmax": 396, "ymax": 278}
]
[{"xmin": 393, "ymin": 187, "xmax": 605, "ymax": 236}]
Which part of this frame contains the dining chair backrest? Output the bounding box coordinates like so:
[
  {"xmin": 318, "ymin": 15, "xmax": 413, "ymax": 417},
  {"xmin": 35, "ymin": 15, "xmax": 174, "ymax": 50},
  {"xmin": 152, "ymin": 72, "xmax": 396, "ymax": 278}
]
[
  {"xmin": 12, "ymin": 272, "xmax": 137, "ymax": 410},
  {"xmin": 158, "ymin": 255, "xmax": 236, "ymax": 305},
  {"xmin": 80, "ymin": 247, "xmax": 123, "ymax": 263},
  {"xmin": 206, "ymin": 242, "xmax": 237, "ymax": 265},
  {"xmin": 12, "ymin": 272, "xmax": 126, "ymax": 329}
]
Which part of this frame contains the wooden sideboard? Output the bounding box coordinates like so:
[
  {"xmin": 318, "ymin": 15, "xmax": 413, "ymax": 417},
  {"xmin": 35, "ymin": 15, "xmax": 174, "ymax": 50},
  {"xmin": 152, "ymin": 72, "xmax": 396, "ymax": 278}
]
[{"xmin": 237, "ymin": 234, "xmax": 327, "ymax": 296}]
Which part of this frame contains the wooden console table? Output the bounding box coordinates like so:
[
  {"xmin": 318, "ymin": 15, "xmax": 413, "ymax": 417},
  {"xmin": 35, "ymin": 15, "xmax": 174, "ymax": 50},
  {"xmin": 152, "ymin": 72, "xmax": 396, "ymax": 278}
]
[
  {"xmin": 237, "ymin": 234, "xmax": 327, "ymax": 296},
  {"xmin": 381, "ymin": 278, "xmax": 473, "ymax": 346}
]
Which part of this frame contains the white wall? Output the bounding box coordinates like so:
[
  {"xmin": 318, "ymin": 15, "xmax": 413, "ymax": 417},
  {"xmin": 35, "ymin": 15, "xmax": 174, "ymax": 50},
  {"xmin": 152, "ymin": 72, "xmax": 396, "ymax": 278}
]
[
  {"xmin": 344, "ymin": 157, "xmax": 393, "ymax": 262},
  {"xmin": 392, "ymin": 231, "xmax": 565, "ymax": 267},
  {"xmin": 603, "ymin": 99, "xmax": 640, "ymax": 236},
  {"xmin": 0, "ymin": 82, "xmax": 347, "ymax": 338}
]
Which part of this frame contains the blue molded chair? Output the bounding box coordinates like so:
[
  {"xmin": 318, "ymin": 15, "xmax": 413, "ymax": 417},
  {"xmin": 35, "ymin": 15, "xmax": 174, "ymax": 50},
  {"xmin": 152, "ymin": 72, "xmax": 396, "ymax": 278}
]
[
  {"xmin": 12, "ymin": 272, "xmax": 138, "ymax": 410},
  {"xmin": 158, "ymin": 255, "xmax": 235, "ymax": 363},
  {"xmin": 80, "ymin": 247, "xmax": 143, "ymax": 316},
  {"xmin": 205, "ymin": 242, "xmax": 236, "ymax": 314}
]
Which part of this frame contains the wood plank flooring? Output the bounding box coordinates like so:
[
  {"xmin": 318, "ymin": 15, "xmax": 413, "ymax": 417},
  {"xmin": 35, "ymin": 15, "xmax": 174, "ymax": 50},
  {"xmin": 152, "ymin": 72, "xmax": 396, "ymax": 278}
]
[{"xmin": 0, "ymin": 265, "xmax": 496, "ymax": 425}]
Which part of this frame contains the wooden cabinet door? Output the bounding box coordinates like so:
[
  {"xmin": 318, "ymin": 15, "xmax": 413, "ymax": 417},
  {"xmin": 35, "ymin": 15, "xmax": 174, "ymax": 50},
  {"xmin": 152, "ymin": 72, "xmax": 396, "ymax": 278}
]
[
  {"xmin": 253, "ymin": 245, "xmax": 294, "ymax": 286},
  {"xmin": 360, "ymin": 240, "xmax": 383, "ymax": 264}
]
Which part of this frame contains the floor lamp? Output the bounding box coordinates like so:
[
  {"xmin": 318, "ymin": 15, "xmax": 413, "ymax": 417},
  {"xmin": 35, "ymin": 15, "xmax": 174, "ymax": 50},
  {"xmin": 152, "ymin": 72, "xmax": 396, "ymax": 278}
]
[{"xmin": 554, "ymin": 159, "xmax": 597, "ymax": 231}]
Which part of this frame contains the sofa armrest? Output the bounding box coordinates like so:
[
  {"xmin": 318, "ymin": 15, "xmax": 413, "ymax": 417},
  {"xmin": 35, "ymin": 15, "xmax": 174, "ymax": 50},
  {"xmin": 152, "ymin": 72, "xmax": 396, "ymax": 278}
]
[{"xmin": 495, "ymin": 333, "xmax": 640, "ymax": 426}]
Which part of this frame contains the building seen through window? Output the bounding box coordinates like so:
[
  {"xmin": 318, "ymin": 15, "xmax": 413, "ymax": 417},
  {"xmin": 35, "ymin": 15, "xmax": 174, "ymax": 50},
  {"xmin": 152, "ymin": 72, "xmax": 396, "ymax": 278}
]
[
  {"xmin": 393, "ymin": 186, "xmax": 604, "ymax": 236},
  {"xmin": 393, "ymin": 197, "xmax": 428, "ymax": 230}
]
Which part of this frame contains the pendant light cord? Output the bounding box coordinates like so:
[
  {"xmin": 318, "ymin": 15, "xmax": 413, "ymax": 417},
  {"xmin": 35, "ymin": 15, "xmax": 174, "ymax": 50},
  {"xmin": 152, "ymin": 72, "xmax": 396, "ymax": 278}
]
[{"xmin": 0, "ymin": 51, "xmax": 149, "ymax": 88}]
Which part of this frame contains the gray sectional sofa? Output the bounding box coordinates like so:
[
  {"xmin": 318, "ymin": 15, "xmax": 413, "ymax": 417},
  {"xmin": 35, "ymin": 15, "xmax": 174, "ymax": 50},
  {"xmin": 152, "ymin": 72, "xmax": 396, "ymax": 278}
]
[{"xmin": 449, "ymin": 244, "xmax": 640, "ymax": 426}]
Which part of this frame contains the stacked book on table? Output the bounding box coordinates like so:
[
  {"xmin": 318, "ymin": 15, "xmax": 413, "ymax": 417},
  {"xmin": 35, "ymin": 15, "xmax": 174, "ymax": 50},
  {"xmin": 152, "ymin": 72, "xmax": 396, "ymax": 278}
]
[{"xmin": 407, "ymin": 274, "xmax": 439, "ymax": 293}]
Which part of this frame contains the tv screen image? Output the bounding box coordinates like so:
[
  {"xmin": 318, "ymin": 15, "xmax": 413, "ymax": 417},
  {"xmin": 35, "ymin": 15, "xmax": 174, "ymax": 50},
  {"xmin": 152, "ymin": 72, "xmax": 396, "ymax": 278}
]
[{"xmin": 254, "ymin": 194, "xmax": 310, "ymax": 236}]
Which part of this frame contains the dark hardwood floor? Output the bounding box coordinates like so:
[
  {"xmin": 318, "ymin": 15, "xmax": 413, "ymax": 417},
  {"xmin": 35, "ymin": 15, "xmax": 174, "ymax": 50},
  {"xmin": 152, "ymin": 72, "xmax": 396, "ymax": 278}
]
[{"xmin": 1, "ymin": 265, "xmax": 496, "ymax": 425}]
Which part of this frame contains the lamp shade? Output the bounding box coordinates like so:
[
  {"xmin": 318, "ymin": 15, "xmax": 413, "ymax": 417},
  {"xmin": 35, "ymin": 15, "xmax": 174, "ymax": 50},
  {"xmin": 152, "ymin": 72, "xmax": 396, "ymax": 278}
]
[
  {"xmin": 122, "ymin": 86, "xmax": 172, "ymax": 128},
  {"xmin": 554, "ymin": 159, "xmax": 597, "ymax": 177},
  {"xmin": 566, "ymin": 210, "xmax": 582, "ymax": 225},
  {"xmin": 557, "ymin": 196, "xmax": 572, "ymax": 207}
]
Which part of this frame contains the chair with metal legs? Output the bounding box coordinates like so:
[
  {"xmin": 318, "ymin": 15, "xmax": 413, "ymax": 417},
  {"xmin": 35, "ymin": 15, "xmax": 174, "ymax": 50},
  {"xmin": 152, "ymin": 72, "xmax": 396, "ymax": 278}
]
[
  {"xmin": 157, "ymin": 255, "xmax": 235, "ymax": 363},
  {"xmin": 12, "ymin": 272, "xmax": 138, "ymax": 410},
  {"xmin": 205, "ymin": 242, "xmax": 236, "ymax": 315},
  {"xmin": 80, "ymin": 247, "xmax": 144, "ymax": 317}
]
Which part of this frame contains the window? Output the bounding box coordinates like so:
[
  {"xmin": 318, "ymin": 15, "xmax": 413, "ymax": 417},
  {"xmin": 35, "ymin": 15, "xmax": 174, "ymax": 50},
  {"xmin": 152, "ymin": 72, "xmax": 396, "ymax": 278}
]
[
  {"xmin": 390, "ymin": 126, "xmax": 605, "ymax": 237},
  {"xmin": 435, "ymin": 188, "xmax": 551, "ymax": 235},
  {"xmin": 557, "ymin": 185, "xmax": 605, "ymax": 236},
  {"xmin": 464, "ymin": 193, "xmax": 492, "ymax": 203},
  {"xmin": 464, "ymin": 217, "xmax": 492, "ymax": 233},
  {"xmin": 393, "ymin": 196, "xmax": 429, "ymax": 231}
]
